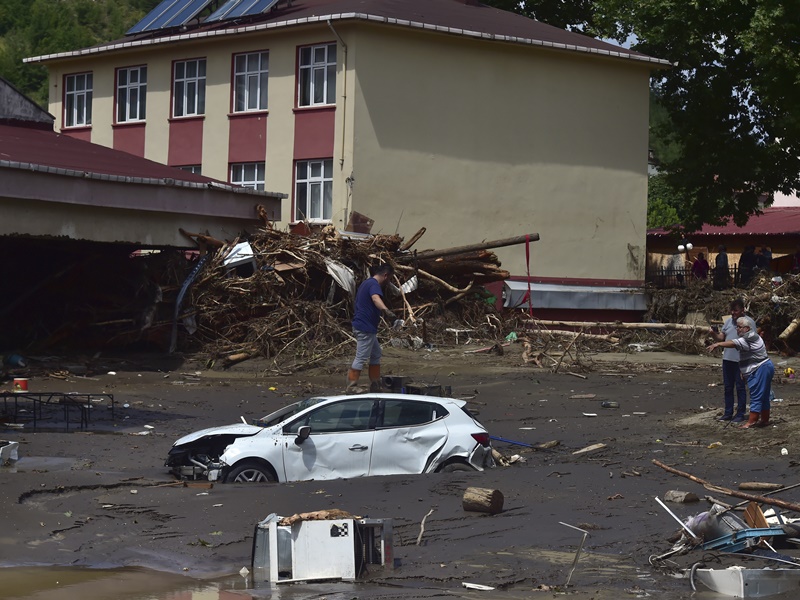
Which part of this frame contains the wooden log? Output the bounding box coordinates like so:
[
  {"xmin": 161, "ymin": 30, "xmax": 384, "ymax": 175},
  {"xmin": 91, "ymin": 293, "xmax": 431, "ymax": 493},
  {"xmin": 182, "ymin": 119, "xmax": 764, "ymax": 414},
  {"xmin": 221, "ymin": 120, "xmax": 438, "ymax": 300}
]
[
  {"xmin": 779, "ymin": 317, "xmax": 800, "ymax": 341},
  {"xmin": 546, "ymin": 330, "xmax": 619, "ymax": 342},
  {"xmin": 652, "ymin": 460, "xmax": 800, "ymax": 513},
  {"xmin": 462, "ymin": 487, "xmax": 504, "ymax": 514},
  {"xmin": 739, "ymin": 482, "xmax": 784, "ymax": 492},
  {"xmin": 396, "ymin": 233, "xmax": 540, "ymax": 263},
  {"xmin": 399, "ymin": 227, "xmax": 426, "ymax": 251},
  {"xmin": 528, "ymin": 319, "xmax": 713, "ymax": 333}
]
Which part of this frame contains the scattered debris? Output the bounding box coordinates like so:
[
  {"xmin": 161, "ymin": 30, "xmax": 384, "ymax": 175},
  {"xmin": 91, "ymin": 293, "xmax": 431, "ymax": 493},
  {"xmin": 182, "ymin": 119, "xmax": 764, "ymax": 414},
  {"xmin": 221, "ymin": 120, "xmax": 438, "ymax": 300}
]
[
  {"xmin": 416, "ymin": 508, "xmax": 435, "ymax": 545},
  {"xmin": 0, "ymin": 440, "xmax": 19, "ymax": 464},
  {"xmin": 559, "ymin": 522, "xmax": 590, "ymax": 587},
  {"xmin": 573, "ymin": 443, "xmax": 607, "ymax": 455},
  {"xmin": 664, "ymin": 490, "xmax": 700, "ymax": 504},
  {"xmin": 462, "ymin": 582, "xmax": 495, "ymax": 591}
]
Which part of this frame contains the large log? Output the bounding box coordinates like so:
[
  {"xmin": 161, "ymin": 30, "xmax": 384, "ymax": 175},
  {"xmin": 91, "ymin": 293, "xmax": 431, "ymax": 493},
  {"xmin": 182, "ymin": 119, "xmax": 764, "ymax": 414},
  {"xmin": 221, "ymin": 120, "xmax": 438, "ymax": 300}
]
[
  {"xmin": 779, "ymin": 317, "xmax": 800, "ymax": 341},
  {"xmin": 462, "ymin": 487, "xmax": 504, "ymax": 514},
  {"xmin": 529, "ymin": 319, "xmax": 713, "ymax": 333},
  {"xmin": 652, "ymin": 460, "xmax": 800, "ymax": 513},
  {"xmin": 397, "ymin": 234, "xmax": 540, "ymax": 262}
]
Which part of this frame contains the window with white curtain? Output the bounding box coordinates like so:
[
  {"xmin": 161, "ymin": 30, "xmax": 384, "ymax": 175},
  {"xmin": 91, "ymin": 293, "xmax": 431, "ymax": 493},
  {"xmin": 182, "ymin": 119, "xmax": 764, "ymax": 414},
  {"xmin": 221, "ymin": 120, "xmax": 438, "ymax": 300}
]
[{"xmin": 295, "ymin": 158, "xmax": 333, "ymax": 221}]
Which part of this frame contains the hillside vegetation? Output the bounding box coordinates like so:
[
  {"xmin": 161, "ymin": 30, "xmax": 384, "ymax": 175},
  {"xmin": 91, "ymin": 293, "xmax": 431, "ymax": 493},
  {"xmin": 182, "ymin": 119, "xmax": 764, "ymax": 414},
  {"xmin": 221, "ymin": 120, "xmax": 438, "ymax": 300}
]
[{"xmin": 0, "ymin": 0, "xmax": 157, "ymax": 107}]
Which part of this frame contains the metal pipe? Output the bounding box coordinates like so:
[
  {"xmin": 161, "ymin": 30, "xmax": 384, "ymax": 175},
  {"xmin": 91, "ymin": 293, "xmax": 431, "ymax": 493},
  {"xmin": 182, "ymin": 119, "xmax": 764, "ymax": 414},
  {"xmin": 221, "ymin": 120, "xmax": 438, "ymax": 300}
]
[
  {"xmin": 655, "ymin": 496, "xmax": 698, "ymax": 538},
  {"xmin": 327, "ymin": 19, "xmax": 348, "ymax": 169}
]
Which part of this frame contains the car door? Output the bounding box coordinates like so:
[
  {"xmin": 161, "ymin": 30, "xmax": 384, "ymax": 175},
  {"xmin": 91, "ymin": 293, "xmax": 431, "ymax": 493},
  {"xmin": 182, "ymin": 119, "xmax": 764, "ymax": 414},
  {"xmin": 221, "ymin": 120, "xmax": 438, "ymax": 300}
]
[
  {"xmin": 279, "ymin": 398, "xmax": 377, "ymax": 481},
  {"xmin": 369, "ymin": 399, "xmax": 449, "ymax": 476}
]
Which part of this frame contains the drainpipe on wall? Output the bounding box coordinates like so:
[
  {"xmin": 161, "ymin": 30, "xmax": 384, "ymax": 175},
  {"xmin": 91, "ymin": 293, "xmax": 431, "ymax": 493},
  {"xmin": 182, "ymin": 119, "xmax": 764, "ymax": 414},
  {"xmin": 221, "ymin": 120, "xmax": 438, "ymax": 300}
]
[{"xmin": 327, "ymin": 19, "xmax": 347, "ymax": 170}]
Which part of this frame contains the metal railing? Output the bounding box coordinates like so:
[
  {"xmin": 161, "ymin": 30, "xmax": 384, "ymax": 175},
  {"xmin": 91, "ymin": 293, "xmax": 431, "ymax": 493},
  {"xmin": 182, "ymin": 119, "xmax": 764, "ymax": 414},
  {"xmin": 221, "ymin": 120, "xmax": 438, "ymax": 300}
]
[{"xmin": 645, "ymin": 266, "xmax": 742, "ymax": 289}]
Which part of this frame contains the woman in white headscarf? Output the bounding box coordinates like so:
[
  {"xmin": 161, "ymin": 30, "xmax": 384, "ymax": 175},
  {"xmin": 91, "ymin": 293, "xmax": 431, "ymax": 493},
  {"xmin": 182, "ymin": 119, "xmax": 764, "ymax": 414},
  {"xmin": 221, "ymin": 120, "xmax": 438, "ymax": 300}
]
[{"xmin": 707, "ymin": 316, "xmax": 774, "ymax": 428}]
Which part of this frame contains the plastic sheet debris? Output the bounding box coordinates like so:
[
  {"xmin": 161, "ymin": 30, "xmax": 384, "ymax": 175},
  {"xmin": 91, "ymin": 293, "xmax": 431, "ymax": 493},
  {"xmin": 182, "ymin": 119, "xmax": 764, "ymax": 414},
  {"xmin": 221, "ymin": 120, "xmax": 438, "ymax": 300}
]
[
  {"xmin": 462, "ymin": 582, "xmax": 495, "ymax": 591},
  {"xmin": 0, "ymin": 440, "xmax": 19, "ymax": 464}
]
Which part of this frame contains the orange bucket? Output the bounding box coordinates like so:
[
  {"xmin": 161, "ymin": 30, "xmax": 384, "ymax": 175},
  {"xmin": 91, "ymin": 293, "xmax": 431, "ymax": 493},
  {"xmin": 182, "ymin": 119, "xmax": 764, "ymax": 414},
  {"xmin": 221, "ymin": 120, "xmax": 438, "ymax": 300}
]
[{"xmin": 12, "ymin": 378, "xmax": 28, "ymax": 393}]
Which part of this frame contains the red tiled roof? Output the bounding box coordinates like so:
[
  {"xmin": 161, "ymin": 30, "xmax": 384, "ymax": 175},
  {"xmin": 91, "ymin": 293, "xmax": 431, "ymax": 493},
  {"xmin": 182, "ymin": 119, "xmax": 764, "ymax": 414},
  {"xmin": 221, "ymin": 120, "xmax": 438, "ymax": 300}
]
[
  {"xmin": 648, "ymin": 208, "xmax": 800, "ymax": 238},
  {"xmin": 0, "ymin": 122, "xmax": 213, "ymax": 183},
  {"xmin": 27, "ymin": 0, "xmax": 666, "ymax": 66}
]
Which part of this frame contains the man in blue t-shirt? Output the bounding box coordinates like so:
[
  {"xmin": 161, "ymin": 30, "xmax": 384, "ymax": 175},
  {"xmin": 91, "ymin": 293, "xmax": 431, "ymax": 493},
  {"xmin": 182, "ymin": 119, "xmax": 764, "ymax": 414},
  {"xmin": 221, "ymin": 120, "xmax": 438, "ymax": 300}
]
[{"xmin": 348, "ymin": 264, "xmax": 396, "ymax": 393}]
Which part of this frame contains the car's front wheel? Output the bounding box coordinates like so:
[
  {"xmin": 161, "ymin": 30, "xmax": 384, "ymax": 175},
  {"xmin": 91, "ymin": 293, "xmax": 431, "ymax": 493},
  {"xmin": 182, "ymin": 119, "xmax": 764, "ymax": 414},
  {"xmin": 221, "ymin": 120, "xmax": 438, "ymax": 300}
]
[{"xmin": 225, "ymin": 461, "xmax": 277, "ymax": 483}]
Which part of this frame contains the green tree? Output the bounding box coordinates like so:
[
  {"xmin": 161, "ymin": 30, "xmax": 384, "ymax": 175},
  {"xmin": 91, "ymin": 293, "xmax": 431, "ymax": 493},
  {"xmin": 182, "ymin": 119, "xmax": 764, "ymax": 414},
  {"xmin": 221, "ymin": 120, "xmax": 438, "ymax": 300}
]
[
  {"xmin": 485, "ymin": 0, "xmax": 800, "ymax": 232},
  {"xmin": 0, "ymin": 0, "xmax": 154, "ymax": 107},
  {"xmin": 647, "ymin": 174, "xmax": 681, "ymax": 230}
]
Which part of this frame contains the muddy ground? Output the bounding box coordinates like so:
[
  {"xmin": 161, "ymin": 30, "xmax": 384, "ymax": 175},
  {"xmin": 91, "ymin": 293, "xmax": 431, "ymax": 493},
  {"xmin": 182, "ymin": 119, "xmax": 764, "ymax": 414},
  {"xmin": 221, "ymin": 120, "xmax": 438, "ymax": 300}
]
[{"xmin": 2, "ymin": 344, "xmax": 800, "ymax": 598}]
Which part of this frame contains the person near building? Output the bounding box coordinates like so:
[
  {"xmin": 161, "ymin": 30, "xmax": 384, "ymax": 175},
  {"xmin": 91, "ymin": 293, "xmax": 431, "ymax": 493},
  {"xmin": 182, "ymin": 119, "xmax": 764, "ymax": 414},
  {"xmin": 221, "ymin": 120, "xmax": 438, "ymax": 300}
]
[
  {"xmin": 756, "ymin": 246, "xmax": 772, "ymax": 272},
  {"xmin": 347, "ymin": 264, "xmax": 396, "ymax": 394},
  {"xmin": 707, "ymin": 315, "xmax": 775, "ymax": 429},
  {"xmin": 738, "ymin": 245, "xmax": 757, "ymax": 286},
  {"xmin": 708, "ymin": 298, "xmax": 748, "ymax": 422},
  {"xmin": 691, "ymin": 252, "xmax": 710, "ymax": 279},
  {"xmin": 713, "ymin": 245, "xmax": 729, "ymax": 290}
]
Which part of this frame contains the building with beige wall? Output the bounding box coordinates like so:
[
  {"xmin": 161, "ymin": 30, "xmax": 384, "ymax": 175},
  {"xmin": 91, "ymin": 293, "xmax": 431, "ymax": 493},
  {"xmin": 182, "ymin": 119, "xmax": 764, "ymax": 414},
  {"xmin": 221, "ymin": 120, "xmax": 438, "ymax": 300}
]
[{"xmin": 26, "ymin": 0, "xmax": 668, "ymax": 317}]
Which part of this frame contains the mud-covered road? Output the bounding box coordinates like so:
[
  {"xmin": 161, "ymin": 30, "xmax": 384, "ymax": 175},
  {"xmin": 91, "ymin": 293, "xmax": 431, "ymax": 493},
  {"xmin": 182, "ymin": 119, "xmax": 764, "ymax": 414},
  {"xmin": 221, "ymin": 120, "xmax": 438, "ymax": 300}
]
[{"xmin": 2, "ymin": 345, "xmax": 800, "ymax": 598}]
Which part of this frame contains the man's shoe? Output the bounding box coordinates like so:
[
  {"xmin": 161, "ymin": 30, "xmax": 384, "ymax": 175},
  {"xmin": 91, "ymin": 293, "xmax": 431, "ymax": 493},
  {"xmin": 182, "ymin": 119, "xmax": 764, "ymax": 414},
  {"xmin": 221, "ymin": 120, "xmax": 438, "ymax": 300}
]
[
  {"xmin": 731, "ymin": 414, "xmax": 746, "ymax": 423},
  {"xmin": 718, "ymin": 414, "xmax": 733, "ymax": 421}
]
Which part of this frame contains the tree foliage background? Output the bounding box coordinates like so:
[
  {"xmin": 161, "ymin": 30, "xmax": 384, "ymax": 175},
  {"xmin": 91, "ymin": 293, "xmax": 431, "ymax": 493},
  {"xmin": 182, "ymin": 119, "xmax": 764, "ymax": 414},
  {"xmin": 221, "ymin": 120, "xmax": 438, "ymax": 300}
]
[
  {"xmin": 0, "ymin": 0, "xmax": 156, "ymax": 106},
  {"xmin": 485, "ymin": 0, "xmax": 800, "ymax": 232},
  {"xmin": 3, "ymin": 0, "xmax": 799, "ymax": 232}
]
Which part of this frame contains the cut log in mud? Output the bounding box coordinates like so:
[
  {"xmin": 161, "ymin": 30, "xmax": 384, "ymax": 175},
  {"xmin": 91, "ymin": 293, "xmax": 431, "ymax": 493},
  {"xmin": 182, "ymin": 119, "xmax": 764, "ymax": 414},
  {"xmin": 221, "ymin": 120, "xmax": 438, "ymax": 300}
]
[{"xmin": 462, "ymin": 487, "xmax": 505, "ymax": 514}]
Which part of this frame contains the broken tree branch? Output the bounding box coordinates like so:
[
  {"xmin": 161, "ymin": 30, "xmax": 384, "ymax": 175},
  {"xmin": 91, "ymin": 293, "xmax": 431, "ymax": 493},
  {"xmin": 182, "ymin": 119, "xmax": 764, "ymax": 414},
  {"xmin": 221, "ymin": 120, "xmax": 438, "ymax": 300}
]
[
  {"xmin": 416, "ymin": 508, "xmax": 435, "ymax": 546},
  {"xmin": 652, "ymin": 459, "xmax": 800, "ymax": 513}
]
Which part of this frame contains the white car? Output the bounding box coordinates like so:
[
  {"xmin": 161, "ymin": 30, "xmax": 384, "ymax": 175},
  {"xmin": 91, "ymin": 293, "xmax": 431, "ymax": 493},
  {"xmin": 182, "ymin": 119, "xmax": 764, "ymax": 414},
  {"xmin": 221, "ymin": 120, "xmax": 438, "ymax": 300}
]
[{"xmin": 165, "ymin": 393, "xmax": 494, "ymax": 483}]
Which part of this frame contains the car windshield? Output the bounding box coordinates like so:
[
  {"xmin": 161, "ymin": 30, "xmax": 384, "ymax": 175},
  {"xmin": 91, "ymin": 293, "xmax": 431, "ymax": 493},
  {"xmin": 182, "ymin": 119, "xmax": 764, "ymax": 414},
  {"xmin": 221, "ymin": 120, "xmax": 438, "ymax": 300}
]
[{"xmin": 255, "ymin": 397, "xmax": 327, "ymax": 427}]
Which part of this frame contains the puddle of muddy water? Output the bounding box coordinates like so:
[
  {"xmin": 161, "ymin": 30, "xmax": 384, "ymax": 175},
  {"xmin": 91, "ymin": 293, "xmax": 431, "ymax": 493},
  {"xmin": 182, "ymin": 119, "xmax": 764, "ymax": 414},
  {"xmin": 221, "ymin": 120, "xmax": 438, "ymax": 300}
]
[
  {"xmin": 3, "ymin": 556, "xmax": 800, "ymax": 600},
  {"xmin": 0, "ymin": 567, "xmax": 251, "ymax": 600}
]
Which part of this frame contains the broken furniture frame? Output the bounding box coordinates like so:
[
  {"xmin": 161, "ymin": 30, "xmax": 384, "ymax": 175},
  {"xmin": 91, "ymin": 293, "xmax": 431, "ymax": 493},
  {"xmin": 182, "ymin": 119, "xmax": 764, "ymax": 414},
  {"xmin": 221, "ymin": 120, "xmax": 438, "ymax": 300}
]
[
  {"xmin": 1, "ymin": 392, "xmax": 115, "ymax": 430},
  {"xmin": 252, "ymin": 516, "xmax": 393, "ymax": 584}
]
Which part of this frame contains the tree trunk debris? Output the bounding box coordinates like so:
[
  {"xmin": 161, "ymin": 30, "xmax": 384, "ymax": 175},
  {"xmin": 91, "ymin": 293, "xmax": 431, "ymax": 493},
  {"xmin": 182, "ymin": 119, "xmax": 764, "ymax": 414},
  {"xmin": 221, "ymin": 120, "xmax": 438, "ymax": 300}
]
[
  {"xmin": 462, "ymin": 487, "xmax": 505, "ymax": 514},
  {"xmin": 653, "ymin": 459, "xmax": 800, "ymax": 513}
]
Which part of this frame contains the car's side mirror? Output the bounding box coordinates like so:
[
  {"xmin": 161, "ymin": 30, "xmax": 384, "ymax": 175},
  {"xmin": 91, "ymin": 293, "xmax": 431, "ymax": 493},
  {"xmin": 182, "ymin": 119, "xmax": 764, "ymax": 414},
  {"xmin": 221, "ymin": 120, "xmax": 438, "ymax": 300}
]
[{"xmin": 294, "ymin": 425, "xmax": 311, "ymax": 446}]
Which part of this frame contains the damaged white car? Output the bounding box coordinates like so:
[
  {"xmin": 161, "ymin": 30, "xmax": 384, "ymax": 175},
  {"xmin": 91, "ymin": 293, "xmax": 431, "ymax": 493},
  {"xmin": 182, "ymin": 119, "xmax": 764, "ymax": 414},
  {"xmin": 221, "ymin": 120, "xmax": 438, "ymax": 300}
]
[{"xmin": 165, "ymin": 393, "xmax": 494, "ymax": 483}]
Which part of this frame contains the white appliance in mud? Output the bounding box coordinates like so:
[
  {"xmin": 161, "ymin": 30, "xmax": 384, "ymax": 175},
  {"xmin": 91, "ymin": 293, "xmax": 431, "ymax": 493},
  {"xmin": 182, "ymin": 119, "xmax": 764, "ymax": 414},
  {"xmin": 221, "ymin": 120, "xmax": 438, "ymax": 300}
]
[{"xmin": 252, "ymin": 515, "xmax": 393, "ymax": 583}]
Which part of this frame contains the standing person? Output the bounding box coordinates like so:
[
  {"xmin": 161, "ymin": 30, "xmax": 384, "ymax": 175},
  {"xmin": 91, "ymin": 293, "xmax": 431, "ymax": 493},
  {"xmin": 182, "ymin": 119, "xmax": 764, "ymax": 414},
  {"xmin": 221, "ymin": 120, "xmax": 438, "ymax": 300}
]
[
  {"xmin": 708, "ymin": 316, "xmax": 775, "ymax": 429},
  {"xmin": 691, "ymin": 252, "xmax": 710, "ymax": 279},
  {"xmin": 713, "ymin": 245, "xmax": 729, "ymax": 290},
  {"xmin": 756, "ymin": 246, "xmax": 772, "ymax": 272},
  {"xmin": 709, "ymin": 299, "xmax": 748, "ymax": 422},
  {"xmin": 738, "ymin": 245, "xmax": 757, "ymax": 287},
  {"xmin": 347, "ymin": 264, "xmax": 396, "ymax": 394}
]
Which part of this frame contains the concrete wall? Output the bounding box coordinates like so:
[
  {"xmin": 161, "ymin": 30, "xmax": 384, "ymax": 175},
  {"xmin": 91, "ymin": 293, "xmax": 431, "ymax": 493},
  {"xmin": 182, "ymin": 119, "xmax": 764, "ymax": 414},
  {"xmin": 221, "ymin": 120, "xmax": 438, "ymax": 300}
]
[
  {"xmin": 0, "ymin": 78, "xmax": 53, "ymax": 123},
  {"xmin": 1, "ymin": 169, "xmax": 274, "ymax": 247},
  {"xmin": 347, "ymin": 25, "xmax": 650, "ymax": 282}
]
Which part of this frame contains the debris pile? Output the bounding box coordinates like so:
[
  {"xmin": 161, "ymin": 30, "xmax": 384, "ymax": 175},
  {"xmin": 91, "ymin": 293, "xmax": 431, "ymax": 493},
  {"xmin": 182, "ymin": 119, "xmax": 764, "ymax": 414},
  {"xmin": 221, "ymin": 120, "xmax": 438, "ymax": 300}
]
[
  {"xmin": 184, "ymin": 225, "xmax": 513, "ymax": 371},
  {"xmin": 646, "ymin": 272, "xmax": 800, "ymax": 354}
]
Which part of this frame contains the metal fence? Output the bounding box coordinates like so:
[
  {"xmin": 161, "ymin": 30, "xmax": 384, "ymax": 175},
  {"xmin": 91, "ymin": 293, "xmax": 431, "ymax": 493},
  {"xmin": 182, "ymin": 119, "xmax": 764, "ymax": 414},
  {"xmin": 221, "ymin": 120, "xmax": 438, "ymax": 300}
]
[{"xmin": 645, "ymin": 266, "xmax": 741, "ymax": 289}]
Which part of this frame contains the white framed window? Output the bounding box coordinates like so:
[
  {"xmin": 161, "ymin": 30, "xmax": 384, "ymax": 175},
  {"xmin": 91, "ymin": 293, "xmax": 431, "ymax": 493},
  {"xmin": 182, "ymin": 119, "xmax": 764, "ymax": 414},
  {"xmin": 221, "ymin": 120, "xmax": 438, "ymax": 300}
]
[
  {"xmin": 295, "ymin": 158, "xmax": 333, "ymax": 221},
  {"xmin": 231, "ymin": 162, "xmax": 265, "ymax": 190},
  {"xmin": 298, "ymin": 43, "xmax": 336, "ymax": 107},
  {"xmin": 173, "ymin": 58, "xmax": 206, "ymax": 117},
  {"xmin": 64, "ymin": 73, "xmax": 92, "ymax": 127},
  {"xmin": 116, "ymin": 66, "xmax": 147, "ymax": 123},
  {"xmin": 178, "ymin": 165, "xmax": 202, "ymax": 174},
  {"xmin": 234, "ymin": 51, "xmax": 269, "ymax": 112}
]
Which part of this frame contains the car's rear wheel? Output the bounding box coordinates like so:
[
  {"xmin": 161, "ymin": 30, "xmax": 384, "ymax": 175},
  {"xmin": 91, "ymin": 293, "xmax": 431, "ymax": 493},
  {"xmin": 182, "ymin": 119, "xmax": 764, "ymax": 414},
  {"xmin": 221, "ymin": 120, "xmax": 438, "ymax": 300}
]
[
  {"xmin": 226, "ymin": 461, "xmax": 276, "ymax": 483},
  {"xmin": 438, "ymin": 462, "xmax": 475, "ymax": 473}
]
